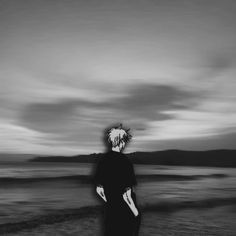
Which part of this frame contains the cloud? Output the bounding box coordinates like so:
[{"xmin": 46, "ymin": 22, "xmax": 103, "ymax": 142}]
[
  {"xmin": 20, "ymin": 100, "xmax": 85, "ymax": 133},
  {"xmin": 200, "ymin": 52, "xmax": 235, "ymax": 81},
  {"xmin": 209, "ymin": 54, "xmax": 233, "ymax": 72},
  {"xmin": 113, "ymin": 83, "xmax": 194, "ymax": 116},
  {"xmin": 15, "ymin": 83, "xmax": 199, "ymax": 153},
  {"xmin": 1, "ymin": 0, "xmax": 236, "ymax": 154},
  {"xmin": 19, "ymin": 83, "xmax": 194, "ymax": 132},
  {"xmin": 134, "ymin": 131, "xmax": 236, "ymax": 152},
  {"xmin": 0, "ymin": 121, "xmax": 46, "ymax": 153},
  {"xmin": 0, "ymin": 119, "xmax": 99, "ymax": 154},
  {"xmin": 137, "ymin": 102, "xmax": 236, "ymax": 142}
]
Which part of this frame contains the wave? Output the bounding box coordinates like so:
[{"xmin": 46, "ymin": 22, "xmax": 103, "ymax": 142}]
[
  {"xmin": 0, "ymin": 205, "xmax": 101, "ymax": 234},
  {"xmin": 142, "ymin": 197, "xmax": 236, "ymax": 212},
  {"xmin": 0, "ymin": 175, "xmax": 92, "ymax": 184},
  {"xmin": 137, "ymin": 173, "xmax": 227, "ymax": 181},
  {"xmin": 0, "ymin": 173, "xmax": 228, "ymax": 185},
  {"xmin": 0, "ymin": 197, "xmax": 235, "ymax": 234}
]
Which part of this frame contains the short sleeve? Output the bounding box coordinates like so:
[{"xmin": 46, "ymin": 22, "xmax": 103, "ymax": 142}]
[{"xmin": 94, "ymin": 159, "xmax": 104, "ymax": 186}]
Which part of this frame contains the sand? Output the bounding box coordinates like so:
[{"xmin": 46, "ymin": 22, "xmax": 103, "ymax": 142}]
[{"xmin": 4, "ymin": 206, "xmax": 236, "ymax": 236}]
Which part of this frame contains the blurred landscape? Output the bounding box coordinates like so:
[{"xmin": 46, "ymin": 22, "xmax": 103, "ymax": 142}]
[
  {"xmin": 29, "ymin": 149, "xmax": 236, "ymax": 167},
  {"xmin": 1, "ymin": 0, "xmax": 236, "ymax": 235},
  {"xmin": 0, "ymin": 150, "xmax": 236, "ymax": 235}
]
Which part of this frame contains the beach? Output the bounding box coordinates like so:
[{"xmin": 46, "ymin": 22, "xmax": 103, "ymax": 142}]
[
  {"xmin": 4, "ymin": 206, "xmax": 236, "ymax": 236},
  {"xmin": 0, "ymin": 162, "xmax": 236, "ymax": 235}
]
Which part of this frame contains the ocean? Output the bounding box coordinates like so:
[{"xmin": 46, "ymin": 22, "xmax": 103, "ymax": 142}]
[{"xmin": 0, "ymin": 162, "xmax": 236, "ymax": 235}]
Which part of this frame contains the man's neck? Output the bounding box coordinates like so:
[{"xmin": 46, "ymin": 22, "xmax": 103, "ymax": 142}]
[{"xmin": 112, "ymin": 146, "xmax": 121, "ymax": 152}]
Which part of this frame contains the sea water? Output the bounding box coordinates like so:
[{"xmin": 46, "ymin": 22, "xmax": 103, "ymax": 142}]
[{"xmin": 0, "ymin": 161, "xmax": 235, "ymax": 229}]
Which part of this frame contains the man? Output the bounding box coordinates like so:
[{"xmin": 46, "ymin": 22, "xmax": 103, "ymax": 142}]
[{"xmin": 94, "ymin": 124, "xmax": 141, "ymax": 236}]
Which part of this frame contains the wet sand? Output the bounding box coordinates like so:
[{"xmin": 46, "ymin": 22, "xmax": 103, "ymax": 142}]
[
  {"xmin": 1, "ymin": 163, "xmax": 235, "ymax": 235},
  {"xmin": 5, "ymin": 206, "xmax": 236, "ymax": 236}
]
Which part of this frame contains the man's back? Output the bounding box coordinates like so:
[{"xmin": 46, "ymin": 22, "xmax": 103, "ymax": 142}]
[{"xmin": 95, "ymin": 151, "xmax": 137, "ymax": 202}]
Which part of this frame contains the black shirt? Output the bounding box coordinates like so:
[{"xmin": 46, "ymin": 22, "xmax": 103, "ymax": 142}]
[{"xmin": 94, "ymin": 150, "xmax": 137, "ymax": 203}]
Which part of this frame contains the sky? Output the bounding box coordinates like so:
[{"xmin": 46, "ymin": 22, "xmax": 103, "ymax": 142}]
[{"xmin": 1, "ymin": 0, "xmax": 236, "ymax": 155}]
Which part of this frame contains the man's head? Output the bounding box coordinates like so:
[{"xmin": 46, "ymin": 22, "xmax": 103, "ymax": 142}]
[{"xmin": 106, "ymin": 124, "xmax": 132, "ymax": 151}]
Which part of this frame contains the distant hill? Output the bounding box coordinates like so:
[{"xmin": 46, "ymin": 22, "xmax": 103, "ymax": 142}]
[
  {"xmin": 0, "ymin": 153, "xmax": 36, "ymax": 162},
  {"xmin": 29, "ymin": 150, "xmax": 236, "ymax": 167}
]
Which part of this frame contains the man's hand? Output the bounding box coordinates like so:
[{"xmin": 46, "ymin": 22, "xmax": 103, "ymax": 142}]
[
  {"xmin": 122, "ymin": 187, "xmax": 139, "ymax": 217},
  {"xmin": 96, "ymin": 185, "xmax": 107, "ymax": 202}
]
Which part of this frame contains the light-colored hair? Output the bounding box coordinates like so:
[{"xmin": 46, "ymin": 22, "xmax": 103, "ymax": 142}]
[{"xmin": 106, "ymin": 124, "xmax": 132, "ymax": 148}]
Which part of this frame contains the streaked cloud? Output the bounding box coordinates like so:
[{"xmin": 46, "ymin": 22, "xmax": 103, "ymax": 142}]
[{"xmin": 0, "ymin": 0, "xmax": 236, "ymax": 154}]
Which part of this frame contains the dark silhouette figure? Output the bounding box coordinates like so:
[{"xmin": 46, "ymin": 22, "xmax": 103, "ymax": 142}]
[{"xmin": 94, "ymin": 124, "xmax": 141, "ymax": 236}]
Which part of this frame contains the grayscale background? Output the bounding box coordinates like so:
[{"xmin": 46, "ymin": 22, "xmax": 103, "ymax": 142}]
[{"xmin": 0, "ymin": 0, "xmax": 236, "ymax": 235}]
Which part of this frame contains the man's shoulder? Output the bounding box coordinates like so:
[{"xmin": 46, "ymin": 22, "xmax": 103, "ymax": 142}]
[{"xmin": 99, "ymin": 151, "xmax": 130, "ymax": 161}]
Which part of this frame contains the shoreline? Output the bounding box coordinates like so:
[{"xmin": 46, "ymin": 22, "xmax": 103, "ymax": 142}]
[
  {"xmin": 5, "ymin": 205, "xmax": 236, "ymax": 236},
  {"xmin": 1, "ymin": 197, "xmax": 236, "ymax": 235}
]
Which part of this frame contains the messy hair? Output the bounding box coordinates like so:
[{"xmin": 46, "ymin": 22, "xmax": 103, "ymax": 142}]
[{"xmin": 106, "ymin": 124, "xmax": 132, "ymax": 148}]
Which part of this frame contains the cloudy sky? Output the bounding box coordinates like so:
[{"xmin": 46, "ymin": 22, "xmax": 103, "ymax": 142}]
[{"xmin": 1, "ymin": 0, "xmax": 236, "ymax": 155}]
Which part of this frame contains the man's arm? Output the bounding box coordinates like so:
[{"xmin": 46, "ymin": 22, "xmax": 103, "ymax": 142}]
[
  {"xmin": 96, "ymin": 185, "xmax": 107, "ymax": 202},
  {"xmin": 122, "ymin": 187, "xmax": 139, "ymax": 216}
]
